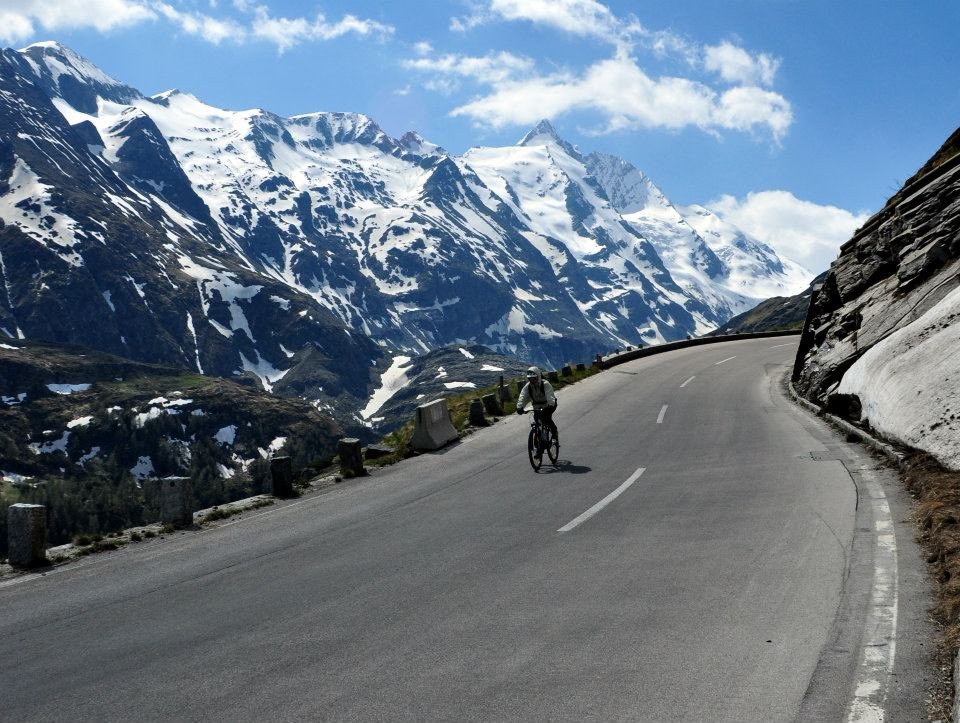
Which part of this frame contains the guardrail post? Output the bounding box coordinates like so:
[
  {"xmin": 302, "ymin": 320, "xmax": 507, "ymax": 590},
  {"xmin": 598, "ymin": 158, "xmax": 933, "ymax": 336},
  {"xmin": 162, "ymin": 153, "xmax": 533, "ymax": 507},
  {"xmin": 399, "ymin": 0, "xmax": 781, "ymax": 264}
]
[
  {"xmin": 498, "ymin": 375, "xmax": 512, "ymax": 402},
  {"xmin": 469, "ymin": 398, "xmax": 487, "ymax": 426},
  {"xmin": 561, "ymin": 365, "xmax": 573, "ymax": 377},
  {"xmin": 482, "ymin": 393, "xmax": 502, "ymax": 417},
  {"xmin": 338, "ymin": 438, "xmax": 365, "ymax": 477},
  {"xmin": 576, "ymin": 363, "xmax": 586, "ymax": 372},
  {"xmin": 7, "ymin": 503, "xmax": 47, "ymax": 568},
  {"xmin": 547, "ymin": 371, "xmax": 559, "ymax": 383},
  {"xmin": 159, "ymin": 476, "xmax": 194, "ymax": 527},
  {"xmin": 270, "ymin": 456, "xmax": 295, "ymax": 497}
]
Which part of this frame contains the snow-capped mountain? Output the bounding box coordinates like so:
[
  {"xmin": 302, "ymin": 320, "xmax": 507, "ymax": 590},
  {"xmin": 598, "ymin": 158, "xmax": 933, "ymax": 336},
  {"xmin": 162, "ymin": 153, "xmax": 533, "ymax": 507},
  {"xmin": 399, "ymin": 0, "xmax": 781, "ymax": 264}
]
[{"xmin": 0, "ymin": 42, "xmax": 810, "ymax": 425}]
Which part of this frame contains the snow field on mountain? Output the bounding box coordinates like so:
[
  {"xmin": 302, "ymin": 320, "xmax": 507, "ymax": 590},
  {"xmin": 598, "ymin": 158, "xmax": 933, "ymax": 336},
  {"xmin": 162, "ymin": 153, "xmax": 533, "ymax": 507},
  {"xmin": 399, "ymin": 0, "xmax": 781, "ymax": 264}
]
[
  {"xmin": 838, "ymin": 283, "xmax": 960, "ymax": 469},
  {"xmin": 0, "ymin": 156, "xmax": 85, "ymax": 266},
  {"xmin": 361, "ymin": 354, "xmax": 414, "ymax": 420}
]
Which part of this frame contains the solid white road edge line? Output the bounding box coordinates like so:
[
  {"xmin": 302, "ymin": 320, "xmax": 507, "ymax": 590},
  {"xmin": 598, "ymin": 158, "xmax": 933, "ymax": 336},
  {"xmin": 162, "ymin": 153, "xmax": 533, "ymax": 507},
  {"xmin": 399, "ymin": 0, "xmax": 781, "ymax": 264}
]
[
  {"xmin": 558, "ymin": 468, "xmax": 645, "ymax": 533},
  {"xmin": 715, "ymin": 356, "xmax": 737, "ymax": 365},
  {"xmin": 846, "ymin": 467, "xmax": 899, "ymax": 723},
  {"xmin": 680, "ymin": 376, "xmax": 696, "ymax": 388},
  {"xmin": 657, "ymin": 405, "xmax": 668, "ymax": 424}
]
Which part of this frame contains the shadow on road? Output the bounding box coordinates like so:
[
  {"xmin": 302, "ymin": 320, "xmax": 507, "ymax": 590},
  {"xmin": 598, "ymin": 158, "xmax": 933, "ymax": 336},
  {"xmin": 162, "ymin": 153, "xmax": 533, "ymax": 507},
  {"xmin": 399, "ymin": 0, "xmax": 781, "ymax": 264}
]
[{"xmin": 541, "ymin": 459, "xmax": 592, "ymax": 474}]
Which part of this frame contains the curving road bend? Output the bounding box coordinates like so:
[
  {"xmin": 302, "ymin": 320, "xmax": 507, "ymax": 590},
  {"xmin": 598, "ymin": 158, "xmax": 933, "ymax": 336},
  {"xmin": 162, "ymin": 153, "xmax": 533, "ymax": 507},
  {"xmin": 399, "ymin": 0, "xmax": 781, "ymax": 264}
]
[{"xmin": 0, "ymin": 338, "xmax": 935, "ymax": 721}]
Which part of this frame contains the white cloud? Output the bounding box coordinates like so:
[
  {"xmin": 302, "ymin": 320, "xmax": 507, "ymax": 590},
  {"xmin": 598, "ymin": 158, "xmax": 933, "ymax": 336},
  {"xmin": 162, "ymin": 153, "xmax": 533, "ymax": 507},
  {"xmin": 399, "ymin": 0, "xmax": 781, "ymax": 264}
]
[
  {"xmin": 436, "ymin": 0, "xmax": 790, "ymax": 141},
  {"xmin": 413, "ymin": 40, "xmax": 433, "ymax": 56},
  {"xmin": 446, "ymin": 54, "xmax": 792, "ymax": 140},
  {"xmin": 704, "ymin": 41, "xmax": 779, "ymax": 87},
  {"xmin": 0, "ymin": 0, "xmax": 155, "ymax": 43},
  {"xmin": 155, "ymin": 2, "xmax": 242, "ymax": 44},
  {"xmin": 0, "ymin": 0, "xmax": 392, "ymax": 52},
  {"xmin": 707, "ymin": 191, "xmax": 871, "ymax": 272},
  {"xmin": 404, "ymin": 51, "xmax": 535, "ymax": 85}
]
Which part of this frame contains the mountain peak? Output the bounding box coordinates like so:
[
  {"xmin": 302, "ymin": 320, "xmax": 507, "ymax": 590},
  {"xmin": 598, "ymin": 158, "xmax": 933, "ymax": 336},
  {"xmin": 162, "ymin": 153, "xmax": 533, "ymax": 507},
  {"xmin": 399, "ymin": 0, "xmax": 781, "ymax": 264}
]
[
  {"xmin": 518, "ymin": 119, "xmax": 561, "ymax": 146},
  {"xmin": 19, "ymin": 40, "xmax": 125, "ymax": 88}
]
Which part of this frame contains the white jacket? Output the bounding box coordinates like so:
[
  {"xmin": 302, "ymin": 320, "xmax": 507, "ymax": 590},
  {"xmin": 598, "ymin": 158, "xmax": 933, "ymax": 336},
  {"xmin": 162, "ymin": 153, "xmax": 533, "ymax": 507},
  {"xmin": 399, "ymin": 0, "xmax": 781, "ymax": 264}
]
[{"xmin": 517, "ymin": 379, "xmax": 556, "ymax": 411}]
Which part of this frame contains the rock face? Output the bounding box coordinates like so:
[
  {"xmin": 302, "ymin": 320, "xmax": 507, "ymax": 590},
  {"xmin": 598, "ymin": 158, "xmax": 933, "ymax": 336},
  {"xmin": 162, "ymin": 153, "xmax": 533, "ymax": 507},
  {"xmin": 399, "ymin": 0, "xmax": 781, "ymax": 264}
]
[{"xmin": 794, "ymin": 126, "xmax": 960, "ymax": 409}]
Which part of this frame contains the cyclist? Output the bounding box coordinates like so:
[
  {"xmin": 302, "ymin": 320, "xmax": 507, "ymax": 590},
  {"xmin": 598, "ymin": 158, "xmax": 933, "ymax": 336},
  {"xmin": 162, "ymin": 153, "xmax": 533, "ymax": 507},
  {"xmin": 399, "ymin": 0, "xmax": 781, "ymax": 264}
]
[{"xmin": 516, "ymin": 366, "xmax": 559, "ymax": 444}]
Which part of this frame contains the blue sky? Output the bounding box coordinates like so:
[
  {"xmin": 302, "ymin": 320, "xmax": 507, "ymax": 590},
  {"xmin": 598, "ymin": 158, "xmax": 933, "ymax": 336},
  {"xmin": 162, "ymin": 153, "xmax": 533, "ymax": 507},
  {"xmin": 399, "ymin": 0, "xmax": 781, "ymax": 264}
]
[{"xmin": 3, "ymin": 0, "xmax": 959, "ymax": 272}]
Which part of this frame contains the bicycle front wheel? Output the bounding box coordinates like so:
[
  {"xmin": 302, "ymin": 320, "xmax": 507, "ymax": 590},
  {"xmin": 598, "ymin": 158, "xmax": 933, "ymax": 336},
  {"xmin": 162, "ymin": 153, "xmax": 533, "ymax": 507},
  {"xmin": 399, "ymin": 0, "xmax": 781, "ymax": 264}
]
[{"xmin": 527, "ymin": 427, "xmax": 542, "ymax": 471}]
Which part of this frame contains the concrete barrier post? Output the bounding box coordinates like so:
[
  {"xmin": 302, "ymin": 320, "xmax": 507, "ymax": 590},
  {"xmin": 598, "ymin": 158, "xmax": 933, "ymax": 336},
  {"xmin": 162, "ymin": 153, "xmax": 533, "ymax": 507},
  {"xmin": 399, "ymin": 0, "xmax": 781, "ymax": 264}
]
[
  {"xmin": 159, "ymin": 476, "xmax": 193, "ymax": 528},
  {"xmin": 576, "ymin": 363, "xmax": 586, "ymax": 372},
  {"xmin": 338, "ymin": 438, "xmax": 365, "ymax": 477},
  {"xmin": 270, "ymin": 456, "xmax": 294, "ymax": 498},
  {"xmin": 561, "ymin": 365, "xmax": 573, "ymax": 377},
  {"xmin": 469, "ymin": 398, "xmax": 487, "ymax": 427},
  {"xmin": 7, "ymin": 503, "xmax": 47, "ymax": 568},
  {"xmin": 410, "ymin": 399, "xmax": 460, "ymax": 451},
  {"xmin": 482, "ymin": 393, "xmax": 502, "ymax": 417},
  {"xmin": 547, "ymin": 371, "xmax": 560, "ymax": 383},
  {"xmin": 594, "ymin": 354, "xmax": 602, "ymax": 368}
]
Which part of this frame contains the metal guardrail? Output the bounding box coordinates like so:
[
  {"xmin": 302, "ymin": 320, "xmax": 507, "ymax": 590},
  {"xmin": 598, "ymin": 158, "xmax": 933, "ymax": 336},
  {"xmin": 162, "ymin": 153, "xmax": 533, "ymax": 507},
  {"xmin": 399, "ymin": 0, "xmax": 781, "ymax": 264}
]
[{"xmin": 596, "ymin": 330, "xmax": 802, "ymax": 370}]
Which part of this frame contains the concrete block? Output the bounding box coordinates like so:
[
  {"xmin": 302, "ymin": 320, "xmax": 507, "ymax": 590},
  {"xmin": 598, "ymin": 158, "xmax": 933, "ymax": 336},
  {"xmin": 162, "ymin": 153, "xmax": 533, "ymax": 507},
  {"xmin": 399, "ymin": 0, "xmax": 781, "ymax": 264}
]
[
  {"xmin": 576, "ymin": 363, "xmax": 586, "ymax": 372},
  {"xmin": 7, "ymin": 503, "xmax": 47, "ymax": 568},
  {"xmin": 159, "ymin": 476, "xmax": 193, "ymax": 528},
  {"xmin": 547, "ymin": 371, "xmax": 560, "ymax": 383},
  {"xmin": 561, "ymin": 365, "xmax": 573, "ymax": 377},
  {"xmin": 482, "ymin": 393, "xmax": 502, "ymax": 417},
  {"xmin": 410, "ymin": 399, "xmax": 459, "ymax": 451},
  {"xmin": 270, "ymin": 456, "xmax": 294, "ymax": 498},
  {"xmin": 338, "ymin": 438, "xmax": 365, "ymax": 477},
  {"xmin": 469, "ymin": 398, "xmax": 487, "ymax": 427}
]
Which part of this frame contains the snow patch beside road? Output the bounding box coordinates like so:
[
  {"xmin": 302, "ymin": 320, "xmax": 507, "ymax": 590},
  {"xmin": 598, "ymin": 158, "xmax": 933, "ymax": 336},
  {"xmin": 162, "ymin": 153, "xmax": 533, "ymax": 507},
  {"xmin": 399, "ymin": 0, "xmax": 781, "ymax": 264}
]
[{"xmin": 839, "ymin": 284, "xmax": 960, "ymax": 470}]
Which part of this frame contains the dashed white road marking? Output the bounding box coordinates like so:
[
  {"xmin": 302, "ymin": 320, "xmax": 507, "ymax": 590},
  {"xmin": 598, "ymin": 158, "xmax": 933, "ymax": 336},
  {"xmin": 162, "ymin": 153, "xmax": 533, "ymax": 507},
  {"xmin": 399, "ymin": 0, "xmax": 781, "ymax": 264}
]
[
  {"xmin": 846, "ymin": 466, "xmax": 898, "ymax": 723},
  {"xmin": 656, "ymin": 405, "xmax": 668, "ymax": 424},
  {"xmin": 768, "ymin": 343, "xmax": 794, "ymax": 349},
  {"xmin": 558, "ymin": 468, "xmax": 645, "ymax": 533},
  {"xmin": 715, "ymin": 356, "xmax": 737, "ymax": 365},
  {"xmin": 680, "ymin": 376, "xmax": 696, "ymax": 388}
]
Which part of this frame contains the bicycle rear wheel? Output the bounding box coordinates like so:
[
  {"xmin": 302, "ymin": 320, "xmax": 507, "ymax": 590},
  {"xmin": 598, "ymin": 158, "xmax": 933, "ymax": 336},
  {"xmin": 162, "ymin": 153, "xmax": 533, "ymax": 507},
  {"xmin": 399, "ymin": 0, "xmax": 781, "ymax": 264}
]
[{"xmin": 527, "ymin": 427, "xmax": 542, "ymax": 471}]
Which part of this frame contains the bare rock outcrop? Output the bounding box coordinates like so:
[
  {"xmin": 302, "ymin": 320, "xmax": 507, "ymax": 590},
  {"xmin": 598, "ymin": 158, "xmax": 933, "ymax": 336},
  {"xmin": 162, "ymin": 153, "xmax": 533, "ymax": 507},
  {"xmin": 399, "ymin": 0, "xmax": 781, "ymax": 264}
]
[{"xmin": 794, "ymin": 127, "xmax": 960, "ymax": 406}]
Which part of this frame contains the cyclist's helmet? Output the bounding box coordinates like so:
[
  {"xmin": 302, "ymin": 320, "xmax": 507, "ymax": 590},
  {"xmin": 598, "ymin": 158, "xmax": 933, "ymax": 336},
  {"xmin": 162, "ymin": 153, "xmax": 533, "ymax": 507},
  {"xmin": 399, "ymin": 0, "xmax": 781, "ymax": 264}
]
[{"xmin": 526, "ymin": 366, "xmax": 541, "ymax": 383}]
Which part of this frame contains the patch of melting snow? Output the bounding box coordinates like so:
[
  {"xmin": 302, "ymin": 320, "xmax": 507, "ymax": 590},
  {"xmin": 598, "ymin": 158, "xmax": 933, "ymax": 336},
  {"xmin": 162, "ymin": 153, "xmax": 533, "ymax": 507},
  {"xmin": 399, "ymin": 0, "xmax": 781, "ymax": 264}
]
[
  {"xmin": 47, "ymin": 383, "xmax": 91, "ymax": 395},
  {"xmin": 480, "ymin": 364, "xmax": 504, "ymax": 372},
  {"xmin": 216, "ymin": 463, "xmax": 234, "ymax": 479},
  {"xmin": 78, "ymin": 447, "xmax": 101, "ymax": 465},
  {"xmin": 444, "ymin": 382, "xmax": 477, "ymax": 390},
  {"xmin": 361, "ymin": 355, "xmax": 413, "ymax": 419},
  {"xmin": 2, "ymin": 471, "xmax": 33, "ymax": 484},
  {"xmin": 67, "ymin": 416, "xmax": 93, "ymax": 429},
  {"xmin": 130, "ymin": 456, "xmax": 155, "ymax": 483},
  {"xmin": 29, "ymin": 430, "xmax": 70, "ymax": 455},
  {"xmin": 458, "ymin": 347, "xmax": 475, "ymax": 359},
  {"xmin": 2, "ymin": 393, "xmax": 27, "ymax": 406},
  {"xmin": 215, "ymin": 425, "xmax": 237, "ymax": 446},
  {"xmin": 0, "ymin": 343, "xmax": 18, "ymax": 350}
]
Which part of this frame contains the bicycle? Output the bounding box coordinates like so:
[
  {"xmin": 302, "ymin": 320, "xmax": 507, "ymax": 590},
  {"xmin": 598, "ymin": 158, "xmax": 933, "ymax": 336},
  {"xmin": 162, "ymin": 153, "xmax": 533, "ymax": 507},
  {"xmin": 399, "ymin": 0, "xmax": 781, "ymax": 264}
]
[{"xmin": 520, "ymin": 408, "xmax": 559, "ymax": 471}]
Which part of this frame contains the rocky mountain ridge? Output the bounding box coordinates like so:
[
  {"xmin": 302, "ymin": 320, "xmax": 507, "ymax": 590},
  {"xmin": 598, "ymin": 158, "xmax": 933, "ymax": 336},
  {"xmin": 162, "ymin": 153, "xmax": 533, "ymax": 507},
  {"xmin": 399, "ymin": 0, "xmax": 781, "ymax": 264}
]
[{"xmin": 0, "ymin": 41, "xmax": 810, "ymax": 429}]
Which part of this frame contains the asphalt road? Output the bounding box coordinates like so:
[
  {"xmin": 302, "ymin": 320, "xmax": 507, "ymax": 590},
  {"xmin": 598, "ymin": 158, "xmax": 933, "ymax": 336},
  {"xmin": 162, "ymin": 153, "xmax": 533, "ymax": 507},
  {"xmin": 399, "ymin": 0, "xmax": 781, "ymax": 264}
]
[{"xmin": 0, "ymin": 338, "xmax": 935, "ymax": 721}]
